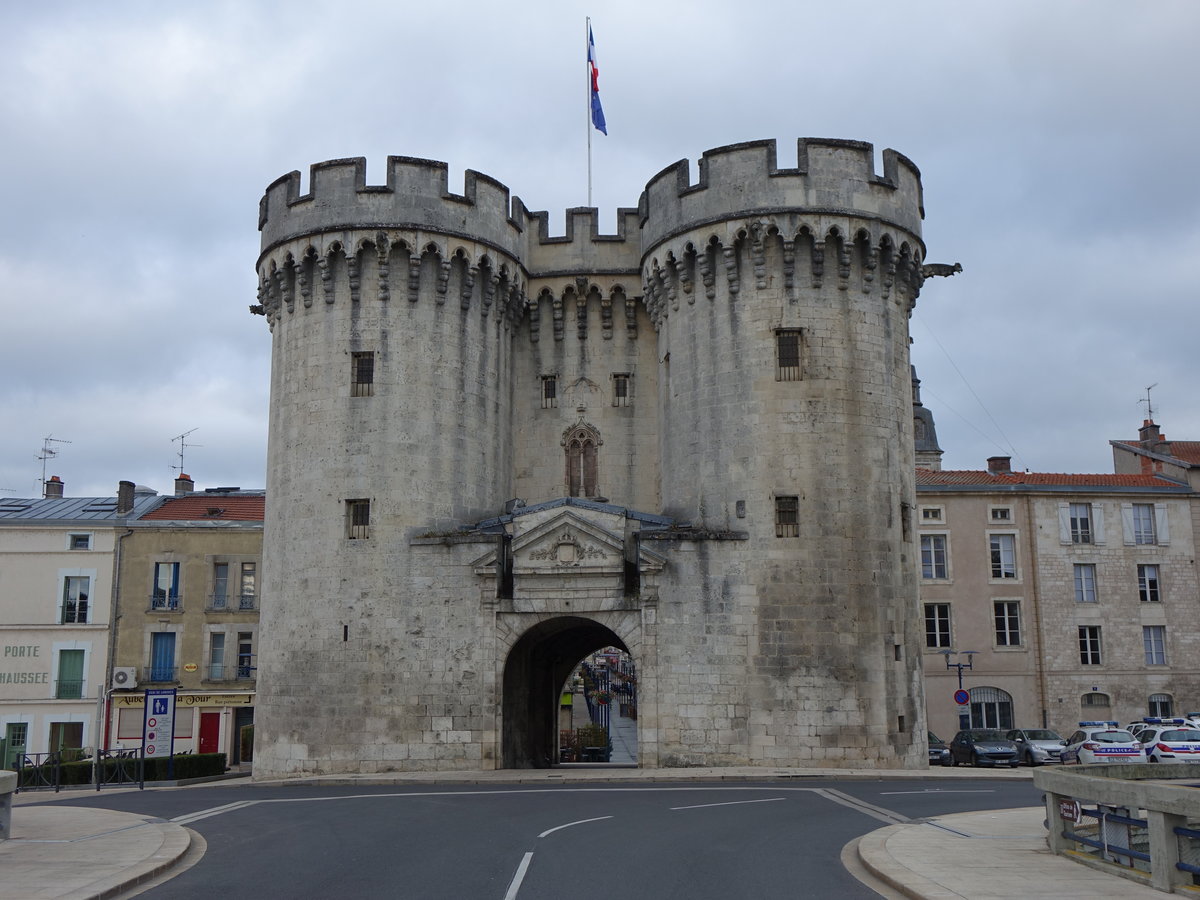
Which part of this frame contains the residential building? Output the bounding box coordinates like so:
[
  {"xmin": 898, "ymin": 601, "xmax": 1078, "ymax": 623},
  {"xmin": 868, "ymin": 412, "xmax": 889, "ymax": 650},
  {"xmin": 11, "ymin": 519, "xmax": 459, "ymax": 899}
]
[
  {"xmin": 917, "ymin": 448, "xmax": 1200, "ymax": 739},
  {"xmin": 106, "ymin": 478, "xmax": 263, "ymax": 764},
  {"xmin": 0, "ymin": 479, "xmax": 160, "ymax": 766}
]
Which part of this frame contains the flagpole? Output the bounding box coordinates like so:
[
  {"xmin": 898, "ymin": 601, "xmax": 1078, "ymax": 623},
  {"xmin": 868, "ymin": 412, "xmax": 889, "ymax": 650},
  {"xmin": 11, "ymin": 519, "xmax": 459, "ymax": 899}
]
[{"xmin": 586, "ymin": 16, "xmax": 593, "ymax": 208}]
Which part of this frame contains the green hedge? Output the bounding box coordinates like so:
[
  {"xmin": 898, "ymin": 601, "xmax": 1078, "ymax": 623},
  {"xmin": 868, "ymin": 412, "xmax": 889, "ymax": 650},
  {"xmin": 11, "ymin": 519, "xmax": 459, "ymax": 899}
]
[{"xmin": 23, "ymin": 752, "xmax": 227, "ymax": 786}]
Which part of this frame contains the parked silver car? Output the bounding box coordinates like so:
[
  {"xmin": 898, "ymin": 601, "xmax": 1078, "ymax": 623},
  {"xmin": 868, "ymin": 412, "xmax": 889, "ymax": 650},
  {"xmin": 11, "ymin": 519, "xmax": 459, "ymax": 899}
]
[{"xmin": 1005, "ymin": 728, "xmax": 1065, "ymax": 766}]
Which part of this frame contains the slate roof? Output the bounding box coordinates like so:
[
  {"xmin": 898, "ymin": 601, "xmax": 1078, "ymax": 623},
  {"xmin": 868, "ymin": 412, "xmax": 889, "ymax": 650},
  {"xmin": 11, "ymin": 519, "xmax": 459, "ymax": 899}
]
[{"xmin": 0, "ymin": 491, "xmax": 164, "ymax": 522}]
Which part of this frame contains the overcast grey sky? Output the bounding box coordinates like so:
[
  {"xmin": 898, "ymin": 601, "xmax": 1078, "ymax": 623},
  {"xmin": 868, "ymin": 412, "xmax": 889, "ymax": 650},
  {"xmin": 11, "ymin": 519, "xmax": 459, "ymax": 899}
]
[{"xmin": 3, "ymin": 1, "xmax": 1197, "ymax": 498}]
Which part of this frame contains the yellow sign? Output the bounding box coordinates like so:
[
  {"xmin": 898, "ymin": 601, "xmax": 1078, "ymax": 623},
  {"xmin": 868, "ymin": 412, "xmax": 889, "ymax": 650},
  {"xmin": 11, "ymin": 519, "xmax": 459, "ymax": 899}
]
[
  {"xmin": 115, "ymin": 692, "xmax": 253, "ymax": 707},
  {"xmin": 183, "ymin": 663, "xmax": 198, "ymax": 672}
]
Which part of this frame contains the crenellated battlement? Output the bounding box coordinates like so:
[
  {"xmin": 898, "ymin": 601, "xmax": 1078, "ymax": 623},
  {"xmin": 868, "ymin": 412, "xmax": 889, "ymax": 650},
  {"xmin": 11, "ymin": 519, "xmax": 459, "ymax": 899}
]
[
  {"xmin": 638, "ymin": 138, "xmax": 924, "ymax": 258},
  {"xmin": 258, "ymin": 155, "xmax": 530, "ymax": 265},
  {"xmin": 525, "ymin": 207, "xmax": 641, "ymax": 278}
]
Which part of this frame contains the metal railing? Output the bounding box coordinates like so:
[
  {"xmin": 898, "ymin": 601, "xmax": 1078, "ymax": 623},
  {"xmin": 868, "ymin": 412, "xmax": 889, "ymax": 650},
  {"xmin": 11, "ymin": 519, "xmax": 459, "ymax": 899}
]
[
  {"xmin": 16, "ymin": 749, "xmax": 144, "ymax": 793},
  {"xmin": 54, "ymin": 679, "xmax": 84, "ymax": 699},
  {"xmin": 142, "ymin": 666, "xmax": 179, "ymax": 683},
  {"xmin": 1038, "ymin": 763, "xmax": 1200, "ymax": 893},
  {"xmin": 149, "ymin": 594, "xmax": 181, "ymax": 611},
  {"xmin": 207, "ymin": 593, "xmax": 258, "ymax": 611}
]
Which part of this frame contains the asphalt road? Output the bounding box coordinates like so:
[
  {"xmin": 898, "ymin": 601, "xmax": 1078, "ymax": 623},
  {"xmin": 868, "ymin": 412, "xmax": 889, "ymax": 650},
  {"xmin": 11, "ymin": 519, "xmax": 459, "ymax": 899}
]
[{"xmin": 32, "ymin": 779, "xmax": 1043, "ymax": 899}]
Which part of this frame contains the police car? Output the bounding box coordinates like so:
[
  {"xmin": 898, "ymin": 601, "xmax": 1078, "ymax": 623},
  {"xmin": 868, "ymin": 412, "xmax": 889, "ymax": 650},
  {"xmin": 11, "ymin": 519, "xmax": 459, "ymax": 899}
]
[
  {"xmin": 1133, "ymin": 718, "xmax": 1200, "ymax": 764},
  {"xmin": 1061, "ymin": 721, "xmax": 1144, "ymax": 765}
]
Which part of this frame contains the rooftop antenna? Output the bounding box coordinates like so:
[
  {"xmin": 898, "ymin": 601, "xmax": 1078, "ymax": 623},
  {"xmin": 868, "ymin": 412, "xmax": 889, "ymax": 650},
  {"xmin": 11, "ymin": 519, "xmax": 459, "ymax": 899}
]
[
  {"xmin": 1139, "ymin": 383, "xmax": 1159, "ymax": 421},
  {"xmin": 171, "ymin": 428, "xmax": 202, "ymax": 475},
  {"xmin": 38, "ymin": 435, "xmax": 71, "ymax": 493}
]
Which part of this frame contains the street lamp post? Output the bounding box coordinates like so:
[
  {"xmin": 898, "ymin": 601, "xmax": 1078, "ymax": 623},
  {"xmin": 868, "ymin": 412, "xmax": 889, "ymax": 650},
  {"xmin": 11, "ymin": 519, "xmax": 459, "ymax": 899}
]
[
  {"xmin": 940, "ymin": 649, "xmax": 978, "ymax": 690},
  {"xmin": 941, "ymin": 649, "xmax": 978, "ymax": 730}
]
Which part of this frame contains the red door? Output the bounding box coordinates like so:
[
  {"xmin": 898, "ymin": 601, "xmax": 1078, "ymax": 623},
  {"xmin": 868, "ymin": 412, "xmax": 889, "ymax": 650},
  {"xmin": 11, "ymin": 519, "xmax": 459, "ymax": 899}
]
[{"xmin": 199, "ymin": 712, "xmax": 221, "ymax": 755}]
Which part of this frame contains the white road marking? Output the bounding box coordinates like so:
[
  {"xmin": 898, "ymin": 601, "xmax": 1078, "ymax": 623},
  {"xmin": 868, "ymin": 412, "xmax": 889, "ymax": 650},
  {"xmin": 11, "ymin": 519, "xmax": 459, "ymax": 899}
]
[
  {"xmin": 670, "ymin": 797, "xmax": 786, "ymax": 811},
  {"xmin": 812, "ymin": 788, "xmax": 910, "ymax": 825},
  {"xmin": 538, "ymin": 815, "xmax": 613, "ymax": 838},
  {"xmin": 879, "ymin": 789, "xmax": 996, "ymax": 795},
  {"xmin": 503, "ymin": 851, "xmax": 534, "ymax": 900},
  {"xmin": 171, "ymin": 800, "xmax": 259, "ymax": 824}
]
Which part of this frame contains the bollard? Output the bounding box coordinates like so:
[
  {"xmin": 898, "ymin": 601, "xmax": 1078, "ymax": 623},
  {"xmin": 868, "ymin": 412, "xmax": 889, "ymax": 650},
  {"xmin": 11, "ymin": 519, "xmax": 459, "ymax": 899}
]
[{"xmin": 0, "ymin": 770, "xmax": 15, "ymax": 841}]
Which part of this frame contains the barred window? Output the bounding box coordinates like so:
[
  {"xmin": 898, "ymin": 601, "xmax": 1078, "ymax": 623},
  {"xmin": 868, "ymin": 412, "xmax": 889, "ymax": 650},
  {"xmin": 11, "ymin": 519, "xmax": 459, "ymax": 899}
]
[
  {"xmin": 346, "ymin": 499, "xmax": 371, "ymax": 540},
  {"xmin": 775, "ymin": 329, "xmax": 802, "ymax": 381},
  {"xmin": 351, "ymin": 351, "xmax": 375, "ymax": 397},
  {"xmin": 541, "ymin": 375, "xmax": 558, "ymax": 409},
  {"xmin": 612, "ymin": 373, "xmax": 631, "ymax": 407},
  {"xmin": 775, "ymin": 495, "xmax": 799, "ymax": 537}
]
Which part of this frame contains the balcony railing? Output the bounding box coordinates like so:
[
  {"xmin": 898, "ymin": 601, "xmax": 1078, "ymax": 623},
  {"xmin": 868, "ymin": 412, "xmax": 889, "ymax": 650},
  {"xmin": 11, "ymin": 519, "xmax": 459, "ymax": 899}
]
[
  {"xmin": 204, "ymin": 662, "xmax": 256, "ymax": 682},
  {"xmin": 206, "ymin": 593, "xmax": 258, "ymax": 612},
  {"xmin": 142, "ymin": 666, "xmax": 179, "ymax": 683},
  {"xmin": 149, "ymin": 594, "xmax": 181, "ymax": 612},
  {"xmin": 54, "ymin": 679, "xmax": 84, "ymax": 700}
]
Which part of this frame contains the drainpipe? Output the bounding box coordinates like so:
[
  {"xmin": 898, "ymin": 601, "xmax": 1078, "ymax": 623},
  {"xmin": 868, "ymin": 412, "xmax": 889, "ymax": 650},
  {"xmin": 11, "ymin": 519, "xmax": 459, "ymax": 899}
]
[
  {"xmin": 1023, "ymin": 495, "xmax": 1049, "ymax": 729},
  {"xmin": 101, "ymin": 528, "xmax": 135, "ymax": 756}
]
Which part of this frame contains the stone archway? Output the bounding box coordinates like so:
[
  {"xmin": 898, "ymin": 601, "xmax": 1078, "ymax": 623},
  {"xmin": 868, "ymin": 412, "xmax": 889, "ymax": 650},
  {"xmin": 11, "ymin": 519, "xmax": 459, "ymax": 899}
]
[{"xmin": 501, "ymin": 616, "xmax": 629, "ymax": 769}]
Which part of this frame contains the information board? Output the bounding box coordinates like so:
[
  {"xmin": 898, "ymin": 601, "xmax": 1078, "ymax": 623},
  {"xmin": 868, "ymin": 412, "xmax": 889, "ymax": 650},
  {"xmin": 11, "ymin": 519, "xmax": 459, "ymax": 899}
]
[{"xmin": 142, "ymin": 688, "xmax": 177, "ymax": 760}]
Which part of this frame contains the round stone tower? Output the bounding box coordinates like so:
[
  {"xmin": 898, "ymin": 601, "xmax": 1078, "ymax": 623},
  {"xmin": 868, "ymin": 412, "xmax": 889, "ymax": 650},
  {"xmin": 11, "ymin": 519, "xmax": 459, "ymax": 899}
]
[
  {"xmin": 639, "ymin": 140, "xmax": 927, "ymax": 766},
  {"xmin": 253, "ymin": 138, "xmax": 930, "ymax": 777}
]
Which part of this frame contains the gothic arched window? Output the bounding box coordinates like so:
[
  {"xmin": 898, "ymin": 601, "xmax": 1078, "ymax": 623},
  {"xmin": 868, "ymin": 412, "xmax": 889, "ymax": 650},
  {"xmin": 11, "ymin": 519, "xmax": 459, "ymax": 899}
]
[{"xmin": 562, "ymin": 423, "xmax": 602, "ymax": 498}]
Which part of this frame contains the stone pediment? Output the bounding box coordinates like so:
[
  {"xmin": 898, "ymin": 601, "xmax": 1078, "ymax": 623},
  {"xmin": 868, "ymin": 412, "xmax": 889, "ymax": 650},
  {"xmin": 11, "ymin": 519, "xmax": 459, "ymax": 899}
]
[{"xmin": 471, "ymin": 510, "xmax": 666, "ymax": 576}]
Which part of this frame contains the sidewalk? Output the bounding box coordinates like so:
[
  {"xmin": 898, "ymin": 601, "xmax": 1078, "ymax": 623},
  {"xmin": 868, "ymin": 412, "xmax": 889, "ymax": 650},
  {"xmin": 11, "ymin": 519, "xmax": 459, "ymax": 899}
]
[
  {"xmin": 855, "ymin": 805, "xmax": 1165, "ymax": 899},
  {"xmin": 0, "ymin": 804, "xmax": 190, "ymax": 900},
  {"xmin": 2, "ymin": 766, "xmax": 1171, "ymax": 900}
]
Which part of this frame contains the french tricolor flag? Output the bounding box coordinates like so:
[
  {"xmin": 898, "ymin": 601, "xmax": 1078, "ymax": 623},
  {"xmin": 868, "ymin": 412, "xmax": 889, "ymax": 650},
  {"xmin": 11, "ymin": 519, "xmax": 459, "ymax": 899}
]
[{"xmin": 588, "ymin": 26, "xmax": 607, "ymax": 135}]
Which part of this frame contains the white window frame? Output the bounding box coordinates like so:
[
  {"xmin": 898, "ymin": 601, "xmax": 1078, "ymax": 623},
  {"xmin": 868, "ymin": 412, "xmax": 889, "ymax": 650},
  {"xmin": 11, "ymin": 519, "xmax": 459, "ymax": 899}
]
[
  {"xmin": 1122, "ymin": 502, "xmax": 1170, "ymax": 546},
  {"xmin": 1143, "ymin": 625, "xmax": 1167, "ymax": 665},
  {"xmin": 1058, "ymin": 501, "xmax": 1105, "ymax": 545},
  {"xmin": 989, "ymin": 506, "xmax": 1012, "ymax": 522},
  {"xmin": 919, "ymin": 533, "xmax": 949, "ymax": 580},
  {"xmin": 988, "ymin": 532, "xmax": 1018, "ymax": 580},
  {"xmin": 1137, "ymin": 563, "xmax": 1160, "ymax": 603},
  {"xmin": 993, "ymin": 600, "xmax": 1022, "ymax": 647},
  {"xmin": 1074, "ymin": 563, "xmax": 1098, "ymax": 603},
  {"xmin": 1078, "ymin": 626, "xmax": 1102, "ymax": 665},
  {"xmin": 920, "ymin": 505, "xmax": 944, "ymax": 522},
  {"xmin": 923, "ymin": 603, "xmax": 951, "ymax": 649},
  {"xmin": 56, "ymin": 568, "xmax": 97, "ymax": 625},
  {"xmin": 67, "ymin": 532, "xmax": 92, "ymax": 550}
]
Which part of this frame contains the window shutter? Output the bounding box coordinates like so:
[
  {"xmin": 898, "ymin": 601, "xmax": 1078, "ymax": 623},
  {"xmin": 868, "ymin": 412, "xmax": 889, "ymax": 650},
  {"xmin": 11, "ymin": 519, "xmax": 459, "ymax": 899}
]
[
  {"xmin": 1121, "ymin": 503, "xmax": 1135, "ymax": 545},
  {"xmin": 1155, "ymin": 503, "xmax": 1170, "ymax": 545},
  {"xmin": 1092, "ymin": 505, "xmax": 1105, "ymax": 545},
  {"xmin": 1057, "ymin": 504, "xmax": 1071, "ymax": 544}
]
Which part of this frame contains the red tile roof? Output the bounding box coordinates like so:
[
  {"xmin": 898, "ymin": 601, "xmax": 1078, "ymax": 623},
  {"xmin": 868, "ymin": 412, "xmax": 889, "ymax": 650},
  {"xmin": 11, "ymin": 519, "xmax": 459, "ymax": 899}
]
[
  {"xmin": 916, "ymin": 469, "xmax": 1182, "ymax": 488},
  {"xmin": 1112, "ymin": 439, "xmax": 1200, "ymax": 466},
  {"xmin": 140, "ymin": 494, "xmax": 265, "ymax": 522}
]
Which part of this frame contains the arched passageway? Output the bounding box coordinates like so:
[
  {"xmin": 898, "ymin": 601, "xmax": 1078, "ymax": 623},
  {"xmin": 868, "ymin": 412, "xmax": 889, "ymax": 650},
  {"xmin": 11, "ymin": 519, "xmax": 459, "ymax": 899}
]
[{"xmin": 502, "ymin": 616, "xmax": 629, "ymax": 768}]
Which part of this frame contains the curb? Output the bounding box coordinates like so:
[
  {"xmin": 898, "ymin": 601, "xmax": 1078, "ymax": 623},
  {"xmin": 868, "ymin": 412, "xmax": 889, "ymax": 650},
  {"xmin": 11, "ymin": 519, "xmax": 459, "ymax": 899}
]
[{"xmin": 89, "ymin": 823, "xmax": 193, "ymax": 900}]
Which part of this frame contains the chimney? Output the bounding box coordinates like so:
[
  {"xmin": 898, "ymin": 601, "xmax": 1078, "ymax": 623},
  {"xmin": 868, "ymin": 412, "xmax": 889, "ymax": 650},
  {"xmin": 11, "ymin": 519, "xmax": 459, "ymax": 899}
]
[
  {"xmin": 1139, "ymin": 419, "xmax": 1162, "ymax": 445},
  {"xmin": 43, "ymin": 475, "xmax": 64, "ymax": 499},
  {"xmin": 175, "ymin": 473, "xmax": 195, "ymax": 497},
  {"xmin": 987, "ymin": 456, "xmax": 1012, "ymax": 475},
  {"xmin": 117, "ymin": 480, "xmax": 135, "ymax": 515}
]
